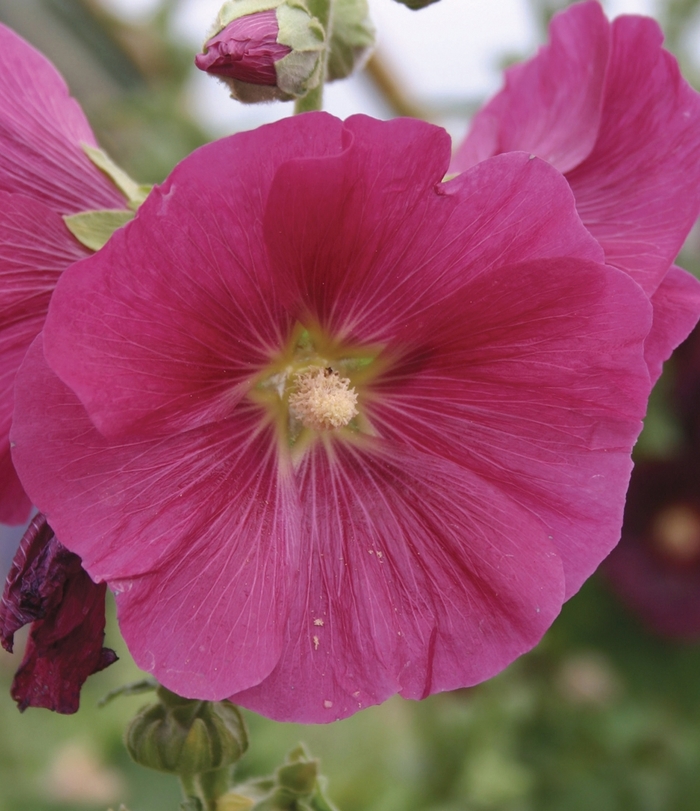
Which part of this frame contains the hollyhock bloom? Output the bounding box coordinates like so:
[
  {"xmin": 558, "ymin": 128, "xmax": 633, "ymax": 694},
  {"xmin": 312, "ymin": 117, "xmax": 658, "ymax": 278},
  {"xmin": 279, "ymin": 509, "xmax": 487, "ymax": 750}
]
[
  {"xmin": 0, "ymin": 24, "xmax": 127, "ymax": 524},
  {"xmin": 603, "ymin": 459, "xmax": 700, "ymax": 640},
  {"xmin": 12, "ymin": 112, "xmax": 657, "ymax": 723},
  {"xmin": 0, "ymin": 514, "xmax": 117, "ymax": 712},
  {"xmin": 451, "ymin": 0, "xmax": 700, "ymax": 382}
]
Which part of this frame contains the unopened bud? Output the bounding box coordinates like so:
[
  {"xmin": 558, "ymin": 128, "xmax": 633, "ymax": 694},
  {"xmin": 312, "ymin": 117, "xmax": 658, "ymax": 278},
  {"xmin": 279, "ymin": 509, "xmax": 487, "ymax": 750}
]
[
  {"xmin": 125, "ymin": 686, "xmax": 248, "ymax": 775},
  {"xmin": 392, "ymin": 0, "xmax": 442, "ymax": 9},
  {"xmin": 195, "ymin": 0, "xmax": 325, "ymax": 103},
  {"xmin": 326, "ymin": 0, "xmax": 375, "ymax": 82}
]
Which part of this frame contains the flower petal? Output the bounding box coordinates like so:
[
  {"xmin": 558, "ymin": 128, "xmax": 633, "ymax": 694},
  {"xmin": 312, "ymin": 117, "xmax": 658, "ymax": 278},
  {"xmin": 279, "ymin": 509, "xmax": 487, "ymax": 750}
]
[
  {"xmin": 566, "ymin": 15, "xmax": 700, "ymax": 293},
  {"xmin": 0, "ymin": 25, "xmax": 125, "ymax": 214},
  {"xmin": 367, "ymin": 257, "xmax": 652, "ymax": 599},
  {"xmin": 451, "ymin": 1, "xmax": 609, "ymax": 174},
  {"xmin": 0, "ymin": 192, "xmax": 89, "ymax": 523},
  {"xmin": 42, "ymin": 113, "xmax": 347, "ymax": 439},
  {"xmin": 232, "ymin": 440, "xmax": 564, "ymax": 723},
  {"xmin": 644, "ymin": 266, "xmax": 700, "ymax": 387},
  {"xmin": 266, "ymin": 126, "xmax": 603, "ymax": 343},
  {"xmin": 12, "ymin": 338, "xmax": 299, "ymax": 699}
]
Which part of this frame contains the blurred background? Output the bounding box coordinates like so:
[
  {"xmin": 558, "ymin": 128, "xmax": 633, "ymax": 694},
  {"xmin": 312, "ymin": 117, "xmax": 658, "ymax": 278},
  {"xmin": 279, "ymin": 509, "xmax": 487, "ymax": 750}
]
[{"xmin": 3, "ymin": 0, "xmax": 700, "ymax": 809}]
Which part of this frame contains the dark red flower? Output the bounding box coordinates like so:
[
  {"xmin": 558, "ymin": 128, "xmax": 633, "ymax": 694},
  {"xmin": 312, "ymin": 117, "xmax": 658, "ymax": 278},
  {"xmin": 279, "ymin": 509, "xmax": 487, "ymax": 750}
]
[
  {"xmin": 603, "ymin": 459, "xmax": 700, "ymax": 640},
  {"xmin": 0, "ymin": 514, "xmax": 117, "ymax": 713}
]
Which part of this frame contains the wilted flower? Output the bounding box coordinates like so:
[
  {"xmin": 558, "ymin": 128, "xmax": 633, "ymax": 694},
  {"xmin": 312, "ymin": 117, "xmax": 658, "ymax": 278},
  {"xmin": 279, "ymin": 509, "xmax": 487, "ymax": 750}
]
[
  {"xmin": 11, "ymin": 112, "xmax": 661, "ymax": 722},
  {"xmin": 603, "ymin": 459, "xmax": 700, "ymax": 640},
  {"xmin": 0, "ymin": 514, "xmax": 117, "ymax": 712},
  {"xmin": 195, "ymin": 0, "xmax": 325, "ymax": 103},
  {"xmin": 451, "ymin": 0, "xmax": 700, "ymax": 382},
  {"xmin": 0, "ymin": 24, "xmax": 128, "ymax": 524}
]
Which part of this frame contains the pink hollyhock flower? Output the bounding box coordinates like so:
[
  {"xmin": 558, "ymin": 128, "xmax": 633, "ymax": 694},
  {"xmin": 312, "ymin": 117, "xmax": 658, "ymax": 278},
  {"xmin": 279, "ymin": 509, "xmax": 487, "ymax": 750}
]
[
  {"xmin": 12, "ymin": 112, "xmax": 659, "ymax": 722},
  {"xmin": 603, "ymin": 459, "xmax": 700, "ymax": 640},
  {"xmin": 451, "ymin": 0, "xmax": 700, "ymax": 383},
  {"xmin": 195, "ymin": 11, "xmax": 292, "ymax": 86},
  {"xmin": 0, "ymin": 24, "xmax": 127, "ymax": 524},
  {"xmin": 0, "ymin": 514, "xmax": 117, "ymax": 712}
]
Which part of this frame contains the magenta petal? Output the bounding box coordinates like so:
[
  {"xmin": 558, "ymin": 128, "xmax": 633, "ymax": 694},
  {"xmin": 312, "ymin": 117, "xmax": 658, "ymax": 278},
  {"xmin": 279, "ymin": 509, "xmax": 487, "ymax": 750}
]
[
  {"xmin": 567, "ymin": 16, "xmax": 700, "ymax": 293},
  {"xmin": 266, "ymin": 122, "xmax": 603, "ymax": 342},
  {"xmin": 0, "ymin": 25, "xmax": 125, "ymax": 214},
  {"xmin": 232, "ymin": 441, "xmax": 564, "ymax": 723},
  {"xmin": 1, "ymin": 514, "xmax": 117, "ymax": 713},
  {"xmin": 42, "ymin": 113, "xmax": 346, "ymax": 439},
  {"xmin": 369, "ymin": 257, "xmax": 652, "ymax": 599},
  {"xmin": 451, "ymin": 1, "xmax": 609, "ymax": 174},
  {"xmin": 12, "ymin": 339, "xmax": 298, "ymax": 699},
  {"xmin": 451, "ymin": 4, "xmax": 700, "ymax": 294},
  {"xmin": 644, "ymin": 266, "xmax": 700, "ymax": 386},
  {"xmin": 0, "ymin": 191, "xmax": 89, "ymax": 523}
]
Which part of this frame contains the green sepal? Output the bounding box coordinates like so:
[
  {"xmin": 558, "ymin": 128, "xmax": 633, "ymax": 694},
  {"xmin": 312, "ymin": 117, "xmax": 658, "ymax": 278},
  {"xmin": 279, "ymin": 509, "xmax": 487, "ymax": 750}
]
[
  {"xmin": 64, "ymin": 209, "xmax": 135, "ymax": 252},
  {"xmin": 326, "ymin": 0, "xmax": 375, "ymax": 82},
  {"xmin": 125, "ymin": 687, "xmax": 248, "ymax": 776},
  {"xmin": 82, "ymin": 143, "xmax": 151, "ymax": 207}
]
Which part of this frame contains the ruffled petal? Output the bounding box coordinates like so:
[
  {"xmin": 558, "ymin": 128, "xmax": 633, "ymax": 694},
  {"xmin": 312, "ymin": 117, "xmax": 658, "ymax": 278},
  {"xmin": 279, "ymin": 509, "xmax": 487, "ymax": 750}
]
[
  {"xmin": 12, "ymin": 339, "xmax": 299, "ymax": 699},
  {"xmin": 368, "ymin": 257, "xmax": 652, "ymax": 599},
  {"xmin": 0, "ymin": 192, "xmax": 89, "ymax": 523},
  {"xmin": 1, "ymin": 514, "xmax": 117, "ymax": 713},
  {"xmin": 43, "ymin": 113, "xmax": 347, "ymax": 440},
  {"xmin": 567, "ymin": 15, "xmax": 700, "ymax": 293},
  {"xmin": 0, "ymin": 25, "xmax": 125, "ymax": 214},
  {"xmin": 266, "ymin": 128, "xmax": 603, "ymax": 343},
  {"xmin": 644, "ymin": 266, "xmax": 700, "ymax": 386},
  {"xmin": 232, "ymin": 440, "xmax": 564, "ymax": 722},
  {"xmin": 450, "ymin": 1, "xmax": 609, "ymax": 174}
]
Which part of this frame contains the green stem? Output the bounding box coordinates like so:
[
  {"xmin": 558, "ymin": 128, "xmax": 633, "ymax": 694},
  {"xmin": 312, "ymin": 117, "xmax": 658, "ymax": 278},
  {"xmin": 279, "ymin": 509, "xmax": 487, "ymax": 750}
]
[
  {"xmin": 179, "ymin": 773, "xmax": 200, "ymax": 805},
  {"xmin": 294, "ymin": 0, "xmax": 332, "ymax": 113}
]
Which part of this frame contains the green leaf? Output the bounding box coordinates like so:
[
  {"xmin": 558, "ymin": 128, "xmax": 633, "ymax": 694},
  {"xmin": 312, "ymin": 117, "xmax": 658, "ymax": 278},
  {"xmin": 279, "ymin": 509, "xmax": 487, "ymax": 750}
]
[
  {"xmin": 82, "ymin": 143, "xmax": 151, "ymax": 207},
  {"xmin": 64, "ymin": 209, "xmax": 135, "ymax": 251}
]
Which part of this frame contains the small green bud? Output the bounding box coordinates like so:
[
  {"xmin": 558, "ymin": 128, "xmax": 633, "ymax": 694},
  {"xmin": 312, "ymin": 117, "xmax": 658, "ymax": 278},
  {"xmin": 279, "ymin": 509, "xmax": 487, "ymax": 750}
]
[
  {"xmin": 392, "ymin": 0, "xmax": 442, "ymax": 8},
  {"xmin": 219, "ymin": 745, "xmax": 338, "ymax": 810},
  {"xmin": 326, "ymin": 0, "xmax": 375, "ymax": 82},
  {"xmin": 195, "ymin": 0, "xmax": 325, "ymax": 103},
  {"xmin": 125, "ymin": 686, "xmax": 248, "ymax": 775}
]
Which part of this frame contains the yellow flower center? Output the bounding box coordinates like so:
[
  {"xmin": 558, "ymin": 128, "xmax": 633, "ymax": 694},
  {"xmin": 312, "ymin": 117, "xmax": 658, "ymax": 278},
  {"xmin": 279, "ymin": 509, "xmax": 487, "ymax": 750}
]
[
  {"xmin": 288, "ymin": 367, "xmax": 359, "ymax": 431},
  {"xmin": 249, "ymin": 324, "xmax": 384, "ymax": 454}
]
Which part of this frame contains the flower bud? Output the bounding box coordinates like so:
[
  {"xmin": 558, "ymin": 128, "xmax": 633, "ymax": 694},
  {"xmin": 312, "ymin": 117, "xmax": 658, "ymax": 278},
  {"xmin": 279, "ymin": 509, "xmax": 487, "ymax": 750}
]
[
  {"xmin": 195, "ymin": 0, "xmax": 325, "ymax": 103},
  {"xmin": 125, "ymin": 686, "xmax": 248, "ymax": 775},
  {"xmin": 392, "ymin": 0, "xmax": 442, "ymax": 8},
  {"xmin": 326, "ymin": 0, "xmax": 375, "ymax": 82}
]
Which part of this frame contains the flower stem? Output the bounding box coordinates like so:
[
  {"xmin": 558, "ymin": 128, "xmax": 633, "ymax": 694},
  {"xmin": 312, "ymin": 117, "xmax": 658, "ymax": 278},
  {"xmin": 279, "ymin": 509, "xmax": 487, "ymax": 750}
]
[{"xmin": 294, "ymin": 0, "xmax": 332, "ymax": 113}]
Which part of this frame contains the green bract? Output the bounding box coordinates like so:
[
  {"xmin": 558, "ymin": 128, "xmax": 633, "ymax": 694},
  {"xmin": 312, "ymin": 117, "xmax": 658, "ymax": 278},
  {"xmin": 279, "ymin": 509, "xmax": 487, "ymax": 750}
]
[
  {"xmin": 125, "ymin": 687, "xmax": 248, "ymax": 775},
  {"xmin": 326, "ymin": 0, "xmax": 375, "ymax": 82}
]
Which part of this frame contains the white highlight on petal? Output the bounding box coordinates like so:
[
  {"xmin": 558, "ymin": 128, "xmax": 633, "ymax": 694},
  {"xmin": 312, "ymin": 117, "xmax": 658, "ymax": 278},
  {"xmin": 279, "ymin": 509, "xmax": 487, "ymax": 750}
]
[{"xmin": 289, "ymin": 367, "xmax": 358, "ymax": 431}]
